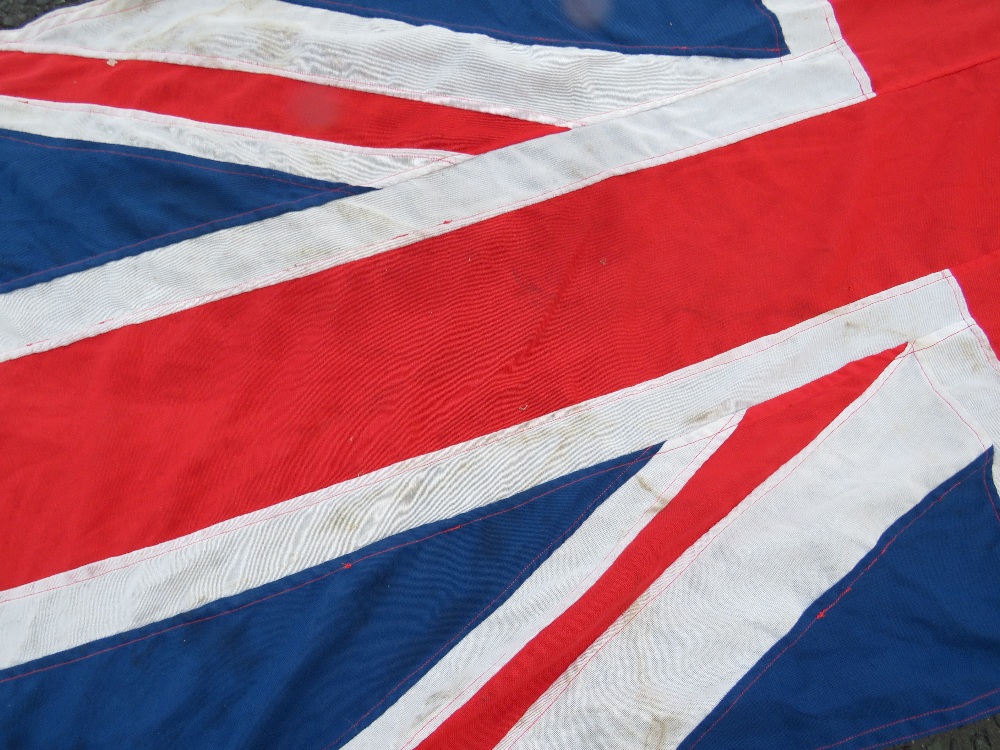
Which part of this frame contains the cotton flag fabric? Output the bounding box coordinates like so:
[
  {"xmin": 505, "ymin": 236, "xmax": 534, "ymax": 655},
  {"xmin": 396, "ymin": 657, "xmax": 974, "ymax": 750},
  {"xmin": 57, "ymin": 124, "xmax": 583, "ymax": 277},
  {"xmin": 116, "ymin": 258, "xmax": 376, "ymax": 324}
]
[{"xmin": 1, "ymin": 0, "xmax": 999, "ymax": 747}]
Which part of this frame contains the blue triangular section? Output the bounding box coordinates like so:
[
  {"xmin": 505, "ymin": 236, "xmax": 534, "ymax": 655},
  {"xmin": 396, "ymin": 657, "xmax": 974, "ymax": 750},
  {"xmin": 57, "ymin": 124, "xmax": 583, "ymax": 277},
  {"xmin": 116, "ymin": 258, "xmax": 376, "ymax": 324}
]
[
  {"xmin": 0, "ymin": 127, "xmax": 372, "ymax": 293},
  {"xmin": 281, "ymin": 0, "xmax": 788, "ymax": 59},
  {"xmin": 679, "ymin": 448, "xmax": 1000, "ymax": 750},
  {"xmin": 0, "ymin": 444, "xmax": 658, "ymax": 749}
]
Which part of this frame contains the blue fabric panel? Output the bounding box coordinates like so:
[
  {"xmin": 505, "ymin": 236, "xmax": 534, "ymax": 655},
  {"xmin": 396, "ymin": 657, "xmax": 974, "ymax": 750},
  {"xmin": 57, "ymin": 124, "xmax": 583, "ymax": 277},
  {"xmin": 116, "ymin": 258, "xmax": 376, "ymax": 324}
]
[
  {"xmin": 0, "ymin": 444, "xmax": 658, "ymax": 749},
  {"xmin": 679, "ymin": 448, "xmax": 1000, "ymax": 750},
  {"xmin": 0, "ymin": 128, "xmax": 371, "ymax": 293},
  {"xmin": 281, "ymin": 0, "xmax": 788, "ymax": 58}
]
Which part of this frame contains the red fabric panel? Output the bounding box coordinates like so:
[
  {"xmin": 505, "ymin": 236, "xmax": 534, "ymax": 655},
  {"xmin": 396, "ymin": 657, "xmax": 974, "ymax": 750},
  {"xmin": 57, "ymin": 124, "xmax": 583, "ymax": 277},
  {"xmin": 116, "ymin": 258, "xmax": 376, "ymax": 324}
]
[
  {"xmin": 418, "ymin": 346, "xmax": 903, "ymax": 750},
  {"xmin": 831, "ymin": 0, "xmax": 1000, "ymax": 93},
  {"xmin": 0, "ymin": 51, "xmax": 564, "ymax": 155},
  {"xmin": 953, "ymin": 250, "xmax": 1000, "ymax": 357},
  {"xmin": 1, "ymin": 57, "xmax": 998, "ymax": 591}
]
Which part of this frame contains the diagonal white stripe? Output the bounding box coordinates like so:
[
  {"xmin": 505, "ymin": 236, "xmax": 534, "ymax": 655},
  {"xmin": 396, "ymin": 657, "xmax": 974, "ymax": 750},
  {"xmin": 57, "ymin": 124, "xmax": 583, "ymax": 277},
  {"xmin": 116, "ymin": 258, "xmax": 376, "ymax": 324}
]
[
  {"xmin": 0, "ymin": 0, "xmax": 854, "ymax": 124},
  {"xmin": 0, "ymin": 36, "xmax": 869, "ymax": 361},
  {"xmin": 0, "ymin": 273, "xmax": 967, "ymax": 671},
  {"xmin": 502, "ymin": 335, "xmax": 994, "ymax": 750},
  {"xmin": 0, "ymin": 95, "xmax": 468, "ymax": 187}
]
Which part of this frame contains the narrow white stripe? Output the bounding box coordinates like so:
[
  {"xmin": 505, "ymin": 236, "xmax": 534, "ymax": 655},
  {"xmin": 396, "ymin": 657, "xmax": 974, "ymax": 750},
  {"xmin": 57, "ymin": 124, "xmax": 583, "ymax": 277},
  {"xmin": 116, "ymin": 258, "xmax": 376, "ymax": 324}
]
[
  {"xmin": 346, "ymin": 415, "xmax": 743, "ymax": 750},
  {"xmin": 503, "ymin": 343, "xmax": 993, "ymax": 750},
  {"xmin": 0, "ymin": 40, "xmax": 869, "ymax": 361},
  {"xmin": 911, "ymin": 288, "xmax": 1000, "ymax": 487},
  {"xmin": 0, "ymin": 96, "xmax": 467, "ymax": 187},
  {"xmin": 0, "ymin": 0, "xmax": 855, "ymax": 124},
  {"xmin": 0, "ymin": 273, "xmax": 966, "ymax": 670}
]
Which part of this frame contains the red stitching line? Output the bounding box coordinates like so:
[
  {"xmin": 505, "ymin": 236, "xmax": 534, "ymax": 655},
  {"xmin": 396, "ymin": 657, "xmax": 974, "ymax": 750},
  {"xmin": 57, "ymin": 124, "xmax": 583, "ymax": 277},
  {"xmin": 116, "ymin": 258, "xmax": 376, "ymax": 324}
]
[
  {"xmin": 506, "ymin": 352, "xmax": 909, "ymax": 748},
  {"xmin": 914, "ymin": 340, "xmax": 987, "ymax": 452},
  {"xmin": 316, "ymin": 445, "xmax": 659, "ymax": 750},
  {"xmin": 4, "ymin": 96, "xmax": 471, "ymax": 192},
  {"xmin": 577, "ymin": 41, "xmax": 837, "ymax": 124},
  {"xmin": 467, "ymin": 335, "xmax": 998, "ymax": 747},
  {"xmin": 295, "ymin": 0, "xmax": 781, "ymax": 53},
  {"xmin": 822, "ymin": 9, "xmax": 865, "ymax": 95},
  {"xmin": 0, "ymin": 411, "xmax": 722, "ymax": 605},
  {"xmin": 945, "ymin": 271, "xmax": 1000, "ymax": 379},
  {"xmin": 751, "ymin": 0, "xmax": 782, "ymax": 52},
  {"xmin": 2, "ymin": 33, "xmax": 845, "ymax": 128},
  {"xmin": 812, "ymin": 684, "xmax": 1000, "ymax": 750},
  {"xmin": 685, "ymin": 470, "xmax": 969, "ymax": 750},
  {"xmin": 980, "ymin": 451, "xmax": 1000, "ymax": 530},
  {"xmin": 6, "ymin": 88, "xmax": 868, "ymax": 359},
  {"xmin": 19, "ymin": 0, "xmax": 166, "ymax": 43},
  {"xmin": 0, "ymin": 449, "xmax": 654, "ymax": 688},
  {"xmin": 0, "ymin": 278, "xmax": 946, "ymax": 605},
  {"xmin": 0, "ymin": 41, "xmax": 843, "ymax": 193},
  {"xmin": 6, "ymin": 95, "xmax": 463, "ymax": 161},
  {"xmin": 0, "ymin": 40, "xmax": 831, "ymax": 144},
  {"xmin": 397, "ymin": 413, "xmax": 742, "ymax": 750},
  {"xmin": 565, "ymin": 412, "xmax": 743, "ymax": 606},
  {"xmin": 0, "ymin": 188, "xmax": 354, "ymax": 289},
  {"xmin": 3, "ymin": 41, "xmax": 565, "ymax": 125},
  {"xmin": 968, "ymin": 321, "xmax": 1000, "ymax": 378},
  {"xmin": 854, "ymin": 699, "xmax": 1000, "ymax": 750},
  {"xmin": 0, "ymin": 129, "xmax": 329, "ymax": 188}
]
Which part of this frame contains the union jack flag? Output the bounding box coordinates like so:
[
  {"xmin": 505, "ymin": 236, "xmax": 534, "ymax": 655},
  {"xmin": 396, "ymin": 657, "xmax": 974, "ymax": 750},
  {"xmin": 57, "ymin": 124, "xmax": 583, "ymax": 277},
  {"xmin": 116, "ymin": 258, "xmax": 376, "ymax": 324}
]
[{"xmin": 1, "ymin": 1, "xmax": 999, "ymax": 747}]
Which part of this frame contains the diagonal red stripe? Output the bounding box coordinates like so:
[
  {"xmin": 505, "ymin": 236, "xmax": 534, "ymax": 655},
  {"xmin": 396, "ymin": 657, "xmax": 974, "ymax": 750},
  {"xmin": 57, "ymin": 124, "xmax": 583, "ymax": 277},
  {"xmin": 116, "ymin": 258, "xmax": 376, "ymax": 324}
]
[
  {"xmin": 0, "ymin": 51, "xmax": 565, "ymax": 155},
  {"xmin": 416, "ymin": 345, "xmax": 903, "ymax": 750},
  {"xmin": 0, "ymin": 55, "xmax": 998, "ymax": 592}
]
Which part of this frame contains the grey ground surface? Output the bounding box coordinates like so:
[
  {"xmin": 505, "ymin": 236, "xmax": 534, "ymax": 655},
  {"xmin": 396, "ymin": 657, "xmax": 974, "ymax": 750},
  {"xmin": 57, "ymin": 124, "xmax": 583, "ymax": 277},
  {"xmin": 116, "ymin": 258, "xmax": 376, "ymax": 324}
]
[
  {"xmin": 2, "ymin": 3, "xmax": 997, "ymax": 749},
  {"xmin": 0, "ymin": 0, "xmax": 80, "ymax": 27}
]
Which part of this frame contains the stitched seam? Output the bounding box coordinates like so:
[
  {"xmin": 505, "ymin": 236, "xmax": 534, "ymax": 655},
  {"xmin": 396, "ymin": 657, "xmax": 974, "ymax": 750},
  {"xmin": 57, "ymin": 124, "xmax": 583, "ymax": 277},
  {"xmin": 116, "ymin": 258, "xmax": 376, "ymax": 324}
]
[
  {"xmin": 285, "ymin": 0, "xmax": 782, "ymax": 52},
  {"xmin": 853, "ymin": 700, "xmax": 1000, "ymax": 750},
  {"xmin": 751, "ymin": 0, "xmax": 782, "ymax": 52},
  {"xmin": 561, "ymin": 413, "xmax": 741, "ymax": 608},
  {"xmin": 397, "ymin": 413, "xmax": 743, "ymax": 750},
  {"xmin": 0, "ymin": 276, "xmax": 949, "ymax": 604},
  {"xmin": 17, "ymin": 0, "xmax": 162, "ymax": 41},
  {"xmin": 0, "ymin": 40, "xmax": 566, "ymax": 124},
  {"xmin": 506, "ymin": 350, "xmax": 909, "ymax": 748},
  {"xmin": 1, "ymin": 96, "xmax": 471, "ymax": 191},
  {"xmin": 8, "ymin": 48, "xmax": 997, "ymax": 341},
  {"xmin": 0, "ymin": 128, "xmax": 331, "ymax": 187},
  {"xmin": 822, "ymin": 8, "xmax": 865, "ymax": 96},
  {"xmin": 11, "ymin": 22, "xmax": 1000, "ymax": 132},
  {"xmin": 0, "ymin": 38, "xmax": 842, "ymax": 127},
  {"xmin": 0, "ymin": 42, "xmax": 839, "ymax": 148},
  {"xmin": 2, "ymin": 95, "xmax": 464, "ymax": 161},
  {"xmin": 944, "ymin": 270, "xmax": 1000, "ymax": 380},
  {"xmin": 0, "ymin": 448, "xmax": 655, "ymax": 688},
  {"xmin": 573, "ymin": 41, "xmax": 838, "ymax": 126},
  {"xmin": 0, "ymin": 188, "xmax": 354, "ymax": 289},
  {"xmin": 315, "ymin": 445, "xmax": 658, "ymax": 750},
  {"xmin": 687, "ymin": 373, "xmax": 997, "ymax": 749},
  {"xmin": 913, "ymin": 339, "xmax": 988, "ymax": 453},
  {"xmin": 812, "ymin": 683, "xmax": 1000, "ymax": 750},
  {"xmin": 683, "ymin": 469, "xmax": 968, "ymax": 750},
  {"xmin": 981, "ymin": 451, "xmax": 1000, "ymax": 531},
  {"xmin": 4, "ymin": 88, "xmax": 869, "ymax": 360}
]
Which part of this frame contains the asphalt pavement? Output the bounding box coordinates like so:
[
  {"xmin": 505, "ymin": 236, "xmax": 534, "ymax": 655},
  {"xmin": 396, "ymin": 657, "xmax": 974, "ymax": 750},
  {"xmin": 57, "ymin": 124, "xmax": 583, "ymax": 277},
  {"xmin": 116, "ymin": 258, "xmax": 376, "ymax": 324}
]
[{"xmin": 0, "ymin": 0, "xmax": 85, "ymax": 27}]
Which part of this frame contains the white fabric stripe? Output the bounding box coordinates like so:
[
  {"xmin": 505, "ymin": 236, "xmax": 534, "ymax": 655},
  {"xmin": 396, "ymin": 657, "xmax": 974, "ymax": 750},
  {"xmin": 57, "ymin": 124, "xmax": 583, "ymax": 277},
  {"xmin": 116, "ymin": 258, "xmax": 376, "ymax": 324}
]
[
  {"xmin": 911, "ymin": 278, "xmax": 1000, "ymax": 488},
  {"xmin": 0, "ymin": 96, "xmax": 466, "ymax": 187},
  {"xmin": 345, "ymin": 416, "xmax": 742, "ymax": 750},
  {"xmin": 0, "ymin": 273, "xmax": 965, "ymax": 670},
  {"xmin": 502, "ymin": 342, "xmax": 993, "ymax": 750},
  {"xmin": 0, "ymin": 0, "xmax": 854, "ymax": 124},
  {"xmin": 0, "ymin": 41, "xmax": 870, "ymax": 361}
]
